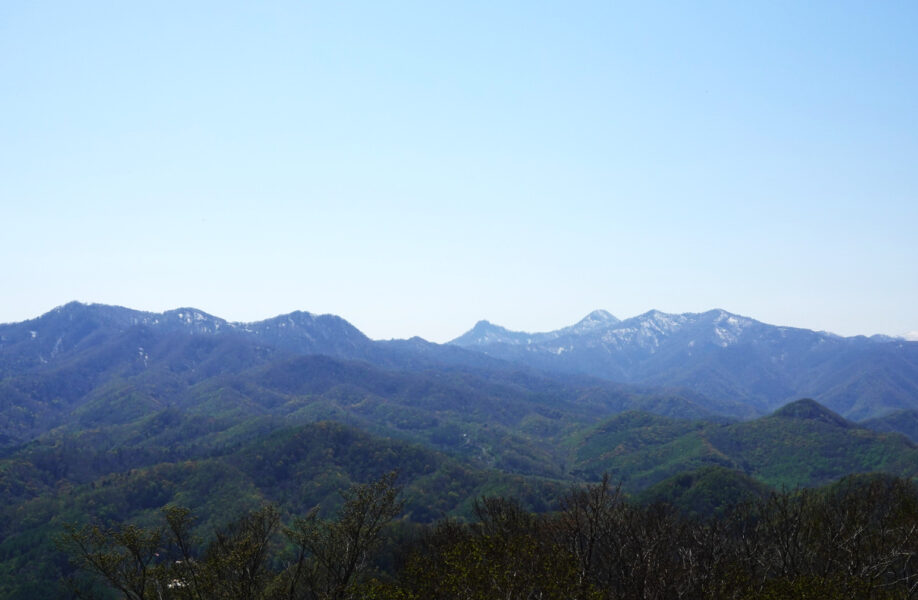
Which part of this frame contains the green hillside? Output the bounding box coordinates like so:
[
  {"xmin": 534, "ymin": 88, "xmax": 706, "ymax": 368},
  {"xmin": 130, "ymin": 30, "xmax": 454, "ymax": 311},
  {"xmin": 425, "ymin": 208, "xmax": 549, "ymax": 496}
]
[
  {"xmin": 572, "ymin": 399, "xmax": 918, "ymax": 490},
  {"xmin": 636, "ymin": 465, "xmax": 771, "ymax": 517},
  {"xmin": 862, "ymin": 409, "xmax": 918, "ymax": 443},
  {"xmin": 0, "ymin": 418, "xmax": 566, "ymax": 599}
]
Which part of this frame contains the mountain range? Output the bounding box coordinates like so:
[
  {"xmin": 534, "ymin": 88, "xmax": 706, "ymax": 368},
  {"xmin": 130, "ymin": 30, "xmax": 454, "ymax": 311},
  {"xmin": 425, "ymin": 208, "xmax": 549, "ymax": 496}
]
[
  {"xmin": 2, "ymin": 303, "xmax": 917, "ymax": 433},
  {"xmin": 3, "ymin": 301, "xmax": 918, "ymax": 598},
  {"xmin": 451, "ymin": 308, "xmax": 918, "ymax": 420},
  {"xmin": 1, "ymin": 302, "xmax": 916, "ymax": 424},
  {"xmin": 0, "ymin": 302, "xmax": 734, "ymax": 450}
]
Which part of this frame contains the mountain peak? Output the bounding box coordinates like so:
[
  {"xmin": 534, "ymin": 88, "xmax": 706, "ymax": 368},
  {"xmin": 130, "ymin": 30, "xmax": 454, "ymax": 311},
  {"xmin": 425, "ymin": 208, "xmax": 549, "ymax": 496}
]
[
  {"xmin": 561, "ymin": 309, "xmax": 621, "ymax": 336},
  {"xmin": 450, "ymin": 319, "xmax": 532, "ymax": 347},
  {"xmin": 636, "ymin": 309, "xmax": 670, "ymax": 321},
  {"xmin": 772, "ymin": 399, "xmax": 851, "ymax": 428},
  {"xmin": 580, "ymin": 309, "xmax": 619, "ymax": 324},
  {"xmin": 54, "ymin": 300, "xmax": 87, "ymax": 312},
  {"xmin": 163, "ymin": 307, "xmax": 220, "ymax": 321}
]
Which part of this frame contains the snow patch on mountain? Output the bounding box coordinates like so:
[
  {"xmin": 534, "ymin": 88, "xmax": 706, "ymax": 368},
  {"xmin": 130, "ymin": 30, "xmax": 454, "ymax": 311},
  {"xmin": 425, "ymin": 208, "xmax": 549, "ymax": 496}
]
[
  {"xmin": 565, "ymin": 310, "xmax": 620, "ymax": 333},
  {"xmin": 452, "ymin": 308, "xmax": 771, "ymax": 355}
]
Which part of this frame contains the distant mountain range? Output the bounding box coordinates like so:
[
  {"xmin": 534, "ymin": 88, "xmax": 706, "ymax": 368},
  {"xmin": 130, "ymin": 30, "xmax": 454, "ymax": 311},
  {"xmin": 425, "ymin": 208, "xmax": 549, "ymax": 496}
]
[
  {"xmin": 3, "ymin": 302, "xmax": 918, "ymax": 425},
  {"xmin": 0, "ymin": 301, "xmax": 376, "ymax": 370},
  {"xmin": 451, "ymin": 308, "xmax": 918, "ymax": 420},
  {"xmin": 0, "ymin": 302, "xmax": 727, "ymax": 450}
]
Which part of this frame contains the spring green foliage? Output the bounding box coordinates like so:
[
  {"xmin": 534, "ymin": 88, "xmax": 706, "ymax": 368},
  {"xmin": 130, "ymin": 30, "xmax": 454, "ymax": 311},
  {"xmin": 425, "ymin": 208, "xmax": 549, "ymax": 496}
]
[
  {"xmin": 61, "ymin": 474, "xmax": 918, "ymax": 600},
  {"xmin": 572, "ymin": 400, "xmax": 918, "ymax": 490},
  {"xmin": 280, "ymin": 471, "xmax": 404, "ymax": 600},
  {"xmin": 7, "ymin": 400, "xmax": 918, "ymax": 597},
  {"xmin": 62, "ymin": 474, "xmax": 402, "ymax": 600},
  {"xmin": 636, "ymin": 465, "xmax": 771, "ymax": 518},
  {"xmin": 0, "ymin": 420, "xmax": 565, "ymax": 599}
]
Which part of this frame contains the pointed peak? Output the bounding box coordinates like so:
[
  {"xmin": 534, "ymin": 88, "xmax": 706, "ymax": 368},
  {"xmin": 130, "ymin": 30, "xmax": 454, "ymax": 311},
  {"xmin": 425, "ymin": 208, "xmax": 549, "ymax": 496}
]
[
  {"xmin": 469, "ymin": 319, "xmax": 519, "ymax": 335},
  {"xmin": 450, "ymin": 319, "xmax": 528, "ymax": 346},
  {"xmin": 580, "ymin": 309, "xmax": 619, "ymax": 324},
  {"xmin": 772, "ymin": 399, "xmax": 850, "ymax": 428},
  {"xmin": 564, "ymin": 309, "xmax": 620, "ymax": 334},
  {"xmin": 464, "ymin": 319, "xmax": 507, "ymax": 335}
]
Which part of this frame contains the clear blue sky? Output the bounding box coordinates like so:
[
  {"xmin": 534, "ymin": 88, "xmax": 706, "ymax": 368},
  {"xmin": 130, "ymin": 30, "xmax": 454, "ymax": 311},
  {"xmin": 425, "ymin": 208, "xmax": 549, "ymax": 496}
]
[{"xmin": 2, "ymin": 1, "xmax": 916, "ymax": 341}]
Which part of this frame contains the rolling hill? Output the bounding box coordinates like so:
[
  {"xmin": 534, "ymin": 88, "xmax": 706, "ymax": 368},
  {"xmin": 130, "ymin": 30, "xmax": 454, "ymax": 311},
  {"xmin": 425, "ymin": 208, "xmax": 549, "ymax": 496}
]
[{"xmin": 570, "ymin": 399, "xmax": 918, "ymax": 490}]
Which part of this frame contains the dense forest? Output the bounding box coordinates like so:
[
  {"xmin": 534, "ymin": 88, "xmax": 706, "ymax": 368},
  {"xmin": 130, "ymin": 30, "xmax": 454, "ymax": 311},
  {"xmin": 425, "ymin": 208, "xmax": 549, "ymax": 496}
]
[{"xmin": 60, "ymin": 472, "xmax": 918, "ymax": 600}]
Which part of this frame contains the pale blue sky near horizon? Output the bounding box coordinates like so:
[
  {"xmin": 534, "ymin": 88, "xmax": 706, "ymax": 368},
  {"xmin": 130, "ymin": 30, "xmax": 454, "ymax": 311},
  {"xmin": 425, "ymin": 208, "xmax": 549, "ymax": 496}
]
[{"xmin": 2, "ymin": 1, "xmax": 916, "ymax": 341}]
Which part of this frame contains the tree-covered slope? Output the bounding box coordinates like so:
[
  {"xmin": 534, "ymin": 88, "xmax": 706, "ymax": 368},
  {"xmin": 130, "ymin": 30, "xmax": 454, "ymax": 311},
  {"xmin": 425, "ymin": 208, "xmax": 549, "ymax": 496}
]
[
  {"xmin": 635, "ymin": 465, "xmax": 771, "ymax": 517},
  {"xmin": 571, "ymin": 399, "xmax": 918, "ymax": 491},
  {"xmin": 861, "ymin": 409, "xmax": 918, "ymax": 443},
  {"xmin": 0, "ymin": 418, "xmax": 567, "ymax": 600}
]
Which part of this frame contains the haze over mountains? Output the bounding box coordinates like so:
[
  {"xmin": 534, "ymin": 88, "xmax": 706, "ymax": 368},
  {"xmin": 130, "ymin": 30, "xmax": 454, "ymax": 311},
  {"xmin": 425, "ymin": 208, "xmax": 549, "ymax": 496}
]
[
  {"xmin": 3, "ymin": 301, "xmax": 918, "ymax": 428},
  {"xmin": 0, "ymin": 302, "xmax": 722, "ymax": 452},
  {"xmin": 451, "ymin": 308, "xmax": 918, "ymax": 421}
]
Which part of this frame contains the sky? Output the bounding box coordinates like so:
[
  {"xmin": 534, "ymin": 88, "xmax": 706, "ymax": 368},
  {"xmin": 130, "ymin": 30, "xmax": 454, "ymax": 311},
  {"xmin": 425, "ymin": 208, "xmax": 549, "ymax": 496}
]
[{"xmin": 1, "ymin": 1, "xmax": 916, "ymax": 342}]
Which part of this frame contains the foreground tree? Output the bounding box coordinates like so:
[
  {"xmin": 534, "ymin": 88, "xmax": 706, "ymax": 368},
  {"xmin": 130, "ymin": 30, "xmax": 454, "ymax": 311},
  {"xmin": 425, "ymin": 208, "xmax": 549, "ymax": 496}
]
[
  {"xmin": 61, "ymin": 473, "xmax": 403, "ymax": 600},
  {"xmin": 61, "ymin": 520, "xmax": 167, "ymax": 600},
  {"xmin": 396, "ymin": 496, "xmax": 585, "ymax": 600},
  {"xmin": 61, "ymin": 472, "xmax": 918, "ymax": 600},
  {"xmin": 277, "ymin": 471, "xmax": 404, "ymax": 600}
]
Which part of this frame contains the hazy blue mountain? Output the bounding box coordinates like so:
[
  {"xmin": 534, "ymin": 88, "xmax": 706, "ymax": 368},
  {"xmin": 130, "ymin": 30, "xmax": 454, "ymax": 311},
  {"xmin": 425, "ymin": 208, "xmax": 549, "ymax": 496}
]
[
  {"xmin": 0, "ymin": 302, "xmax": 544, "ymax": 381},
  {"xmin": 0, "ymin": 302, "xmax": 725, "ymax": 449},
  {"xmin": 860, "ymin": 409, "xmax": 918, "ymax": 443},
  {"xmin": 451, "ymin": 309, "xmax": 620, "ymax": 347},
  {"xmin": 5, "ymin": 301, "xmax": 917, "ymax": 438},
  {"xmin": 0, "ymin": 301, "xmax": 376, "ymax": 374},
  {"xmin": 450, "ymin": 309, "xmax": 918, "ymax": 420}
]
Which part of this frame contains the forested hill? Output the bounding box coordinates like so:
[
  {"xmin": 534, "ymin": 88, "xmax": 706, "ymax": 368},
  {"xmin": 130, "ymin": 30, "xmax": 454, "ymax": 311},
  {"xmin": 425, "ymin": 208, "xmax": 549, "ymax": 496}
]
[
  {"xmin": 0, "ymin": 417, "xmax": 566, "ymax": 598},
  {"xmin": 569, "ymin": 398, "xmax": 918, "ymax": 490}
]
